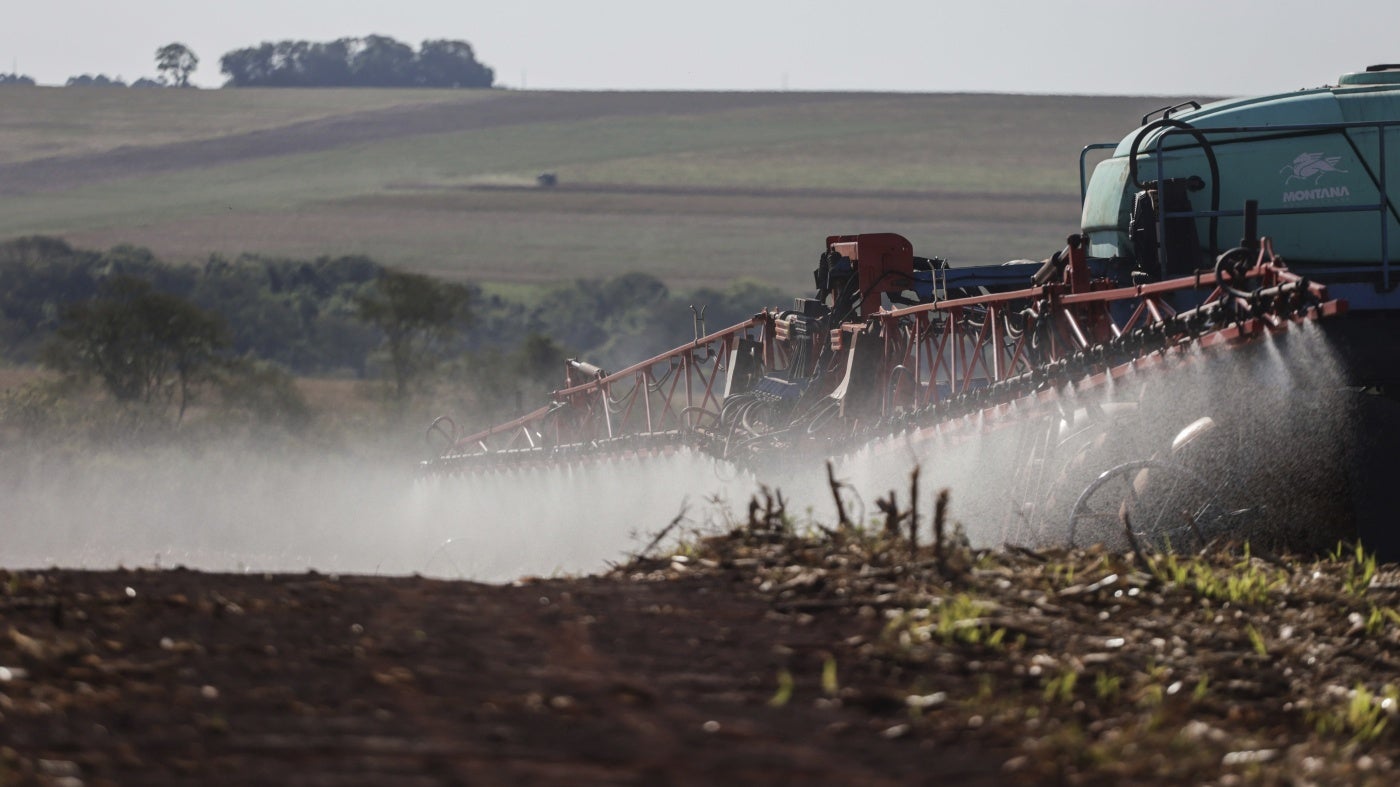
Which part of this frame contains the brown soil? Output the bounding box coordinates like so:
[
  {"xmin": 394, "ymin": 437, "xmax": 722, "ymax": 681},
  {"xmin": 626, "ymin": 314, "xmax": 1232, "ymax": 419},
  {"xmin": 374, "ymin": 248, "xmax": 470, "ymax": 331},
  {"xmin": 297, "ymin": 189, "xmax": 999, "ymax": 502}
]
[{"xmin": 3, "ymin": 511, "xmax": 1399, "ymax": 786}]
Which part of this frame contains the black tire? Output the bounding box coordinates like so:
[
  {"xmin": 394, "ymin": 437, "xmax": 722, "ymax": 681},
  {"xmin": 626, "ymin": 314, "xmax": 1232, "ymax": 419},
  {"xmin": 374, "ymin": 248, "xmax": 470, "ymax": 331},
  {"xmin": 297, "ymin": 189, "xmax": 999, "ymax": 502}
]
[{"xmin": 1068, "ymin": 459, "xmax": 1220, "ymax": 552}]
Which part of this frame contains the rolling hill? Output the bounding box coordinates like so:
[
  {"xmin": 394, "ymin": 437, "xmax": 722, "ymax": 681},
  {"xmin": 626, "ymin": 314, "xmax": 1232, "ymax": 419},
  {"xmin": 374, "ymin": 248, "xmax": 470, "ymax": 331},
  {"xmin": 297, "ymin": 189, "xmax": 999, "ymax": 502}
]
[{"xmin": 0, "ymin": 86, "xmax": 1190, "ymax": 290}]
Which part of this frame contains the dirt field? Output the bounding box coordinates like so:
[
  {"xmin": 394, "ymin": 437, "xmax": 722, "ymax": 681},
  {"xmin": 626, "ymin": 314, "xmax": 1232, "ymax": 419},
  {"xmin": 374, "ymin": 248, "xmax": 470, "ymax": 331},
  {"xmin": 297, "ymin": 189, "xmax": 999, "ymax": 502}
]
[{"xmin": 2, "ymin": 518, "xmax": 1397, "ymax": 786}]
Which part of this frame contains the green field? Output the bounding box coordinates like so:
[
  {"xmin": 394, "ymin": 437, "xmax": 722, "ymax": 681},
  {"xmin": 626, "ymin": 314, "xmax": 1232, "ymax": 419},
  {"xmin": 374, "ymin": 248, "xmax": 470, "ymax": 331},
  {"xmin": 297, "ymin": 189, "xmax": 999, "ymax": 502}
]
[{"xmin": 0, "ymin": 86, "xmax": 1192, "ymax": 290}]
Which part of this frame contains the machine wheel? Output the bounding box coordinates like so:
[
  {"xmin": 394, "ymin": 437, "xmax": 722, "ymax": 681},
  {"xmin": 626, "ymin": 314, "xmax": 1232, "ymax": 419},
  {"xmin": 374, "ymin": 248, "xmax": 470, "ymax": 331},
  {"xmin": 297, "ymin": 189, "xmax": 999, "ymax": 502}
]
[{"xmin": 1067, "ymin": 459, "xmax": 1220, "ymax": 552}]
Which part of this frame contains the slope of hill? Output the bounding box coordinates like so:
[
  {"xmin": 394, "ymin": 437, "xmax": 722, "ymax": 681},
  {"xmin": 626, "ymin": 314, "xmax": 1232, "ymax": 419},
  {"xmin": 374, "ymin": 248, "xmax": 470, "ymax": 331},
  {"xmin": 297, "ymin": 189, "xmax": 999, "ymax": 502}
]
[{"xmin": 0, "ymin": 87, "xmax": 1191, "ymax": 289}]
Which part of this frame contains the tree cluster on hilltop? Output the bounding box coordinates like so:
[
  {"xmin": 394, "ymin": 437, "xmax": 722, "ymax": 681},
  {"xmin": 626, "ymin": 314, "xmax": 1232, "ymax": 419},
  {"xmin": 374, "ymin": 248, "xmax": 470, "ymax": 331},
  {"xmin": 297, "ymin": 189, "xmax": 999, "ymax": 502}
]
[
  {"xmin": 28, "ymin": 35, "xmax": 491, "ymax": 90},
  {"xmin": 220, "ymin": 35, "xmax": 494, "ymax": 88},
  {"xmin": 64, "ymin": 74, "xmax": 164, "ymax": 88}
]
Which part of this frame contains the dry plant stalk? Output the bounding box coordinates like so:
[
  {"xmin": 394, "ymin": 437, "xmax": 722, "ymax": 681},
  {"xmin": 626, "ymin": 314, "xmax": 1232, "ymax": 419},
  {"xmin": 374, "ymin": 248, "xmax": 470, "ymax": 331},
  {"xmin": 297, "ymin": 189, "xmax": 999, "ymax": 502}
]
[
  {"xmin": 908, "ymin": 466, "xmax": 920, "ymax": 558},
  {"xmin": 934, "ymin": 488, "xmax": 950, "ymax": 574},
  {"xmin": 748, "ymin": 486, "xmax": 787, "ymax": 532},
  {"xmin": 638, "ymin": 499, "xmax": 689, "ymax": 558},
  {"xmin": 1122, "ymin": 510, "xmax": 1147, "ymax": 564},
  {"xmin": 826, "ymin": 460, "xmax": 852, "ymax": 529},
  {"xmin": 877, "ymin": 491, "xmax": 903, "ymax": 539}
]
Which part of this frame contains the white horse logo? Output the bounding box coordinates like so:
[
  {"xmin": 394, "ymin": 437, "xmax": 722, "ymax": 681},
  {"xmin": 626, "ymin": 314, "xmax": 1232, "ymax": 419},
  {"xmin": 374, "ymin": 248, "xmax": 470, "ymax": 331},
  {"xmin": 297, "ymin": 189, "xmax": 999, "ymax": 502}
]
[{"xmin": 1281, "ymin": 152, "xmax": 1347, "ymax": 184}]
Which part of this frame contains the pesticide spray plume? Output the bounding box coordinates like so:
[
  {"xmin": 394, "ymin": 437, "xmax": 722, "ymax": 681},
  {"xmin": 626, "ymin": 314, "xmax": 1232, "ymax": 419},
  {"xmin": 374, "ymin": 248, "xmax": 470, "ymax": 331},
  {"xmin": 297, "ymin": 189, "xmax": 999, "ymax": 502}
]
[
  {"xmin": 0, "ymin": 438, "xmax": 764, "ymax": 583},
  {"xmin": 1, "ymin": 322, "xmax": 1380, "ymax": 580},
  {"xmin": 814, "ymin": 319, "xmax": 1365, "ymax": 556},
  {"xmin": 408, "ymin": 447, "xmax": 761, "ymax": 580}
]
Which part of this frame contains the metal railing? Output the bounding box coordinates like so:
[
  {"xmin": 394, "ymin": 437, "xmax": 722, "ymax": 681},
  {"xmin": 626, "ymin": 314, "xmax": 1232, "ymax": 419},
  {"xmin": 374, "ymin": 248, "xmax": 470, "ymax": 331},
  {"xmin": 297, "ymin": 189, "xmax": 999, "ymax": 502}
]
[{"xmin": 1148, "ymin": 120, "xmax": 1396, "ymax": 288}]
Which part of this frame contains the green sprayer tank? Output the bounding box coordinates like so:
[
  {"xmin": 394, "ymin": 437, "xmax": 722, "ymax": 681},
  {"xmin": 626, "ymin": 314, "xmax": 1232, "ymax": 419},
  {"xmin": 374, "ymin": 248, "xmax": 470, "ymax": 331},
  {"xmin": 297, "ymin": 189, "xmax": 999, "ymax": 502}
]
[{"xmin": 1081, "ymin": 65, "xmax": 1400, "ymax": 302}]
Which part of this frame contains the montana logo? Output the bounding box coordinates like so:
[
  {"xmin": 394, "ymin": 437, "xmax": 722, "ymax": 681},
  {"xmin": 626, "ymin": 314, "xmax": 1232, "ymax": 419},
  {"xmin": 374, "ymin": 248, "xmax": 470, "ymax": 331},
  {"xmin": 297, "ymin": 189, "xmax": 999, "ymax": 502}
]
[{"xmin": 1280, "ymin": 152, "xmax": 1347, "ymax": 185}]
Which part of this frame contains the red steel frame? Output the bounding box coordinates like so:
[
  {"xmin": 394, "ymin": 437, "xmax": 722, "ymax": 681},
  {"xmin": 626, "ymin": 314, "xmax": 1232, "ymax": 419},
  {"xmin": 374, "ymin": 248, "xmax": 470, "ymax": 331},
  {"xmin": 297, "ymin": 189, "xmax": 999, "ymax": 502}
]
[
  {"xmin": 870, "ymin": 239, "xmax": 1341, "ymax": 419},
  {"xmin": 444, "ymin": 238, "xmax": 1342, "ymax": 461},
  {"xmin": 450, "ymin": 314, "xmax": 777, "ymax": 456}
]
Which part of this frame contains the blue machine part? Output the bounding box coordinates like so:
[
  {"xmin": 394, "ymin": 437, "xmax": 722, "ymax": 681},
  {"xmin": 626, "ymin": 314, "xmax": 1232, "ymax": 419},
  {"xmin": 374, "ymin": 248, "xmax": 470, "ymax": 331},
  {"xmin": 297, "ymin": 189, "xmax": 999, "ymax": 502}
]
[{"xmin": 752, "ymin": 375, "xmax": 808, "ymax": 402}]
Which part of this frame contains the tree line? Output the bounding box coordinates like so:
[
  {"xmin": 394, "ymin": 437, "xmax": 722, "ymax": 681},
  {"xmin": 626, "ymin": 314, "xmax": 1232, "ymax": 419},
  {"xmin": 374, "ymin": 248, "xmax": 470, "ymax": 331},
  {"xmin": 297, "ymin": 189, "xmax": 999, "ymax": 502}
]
[
  {"xmin": 0, "ymin": 237, "xmax": 783, "ymax": 432},
  {"xmin": 0, "ymin": 35, "xmax": 493, "ymax": 90},
  {"xmin": 220, "ymin": 36, "xmax": 493, "ymax": 88}
]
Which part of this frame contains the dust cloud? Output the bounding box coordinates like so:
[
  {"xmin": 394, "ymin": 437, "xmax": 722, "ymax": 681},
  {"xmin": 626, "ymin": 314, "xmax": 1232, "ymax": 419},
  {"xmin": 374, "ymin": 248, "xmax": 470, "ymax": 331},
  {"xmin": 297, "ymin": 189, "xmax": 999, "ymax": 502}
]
[
  {"xmin": 0, "ymin": 323, "xmax": 1371, "ymax": 581},
  {"xmin": 0, "ymin": 442, "xmax": 763, "ymax": 583}
]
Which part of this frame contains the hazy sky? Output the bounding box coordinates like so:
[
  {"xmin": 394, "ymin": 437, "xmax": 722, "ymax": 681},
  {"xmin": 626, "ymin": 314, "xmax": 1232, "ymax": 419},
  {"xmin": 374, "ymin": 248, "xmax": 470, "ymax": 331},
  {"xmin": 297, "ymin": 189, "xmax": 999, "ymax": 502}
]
[{"xmin": 4, "ymin": 0, "xmax": 1398, "ymax": 96}]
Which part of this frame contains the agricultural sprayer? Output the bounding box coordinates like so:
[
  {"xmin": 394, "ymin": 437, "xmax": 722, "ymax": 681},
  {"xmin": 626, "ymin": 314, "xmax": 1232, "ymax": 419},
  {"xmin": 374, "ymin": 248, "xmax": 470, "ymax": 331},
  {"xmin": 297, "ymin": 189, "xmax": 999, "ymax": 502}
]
[{"xmin": 426, "ymin": 66, "xmax": 1400, "ymax": 559}]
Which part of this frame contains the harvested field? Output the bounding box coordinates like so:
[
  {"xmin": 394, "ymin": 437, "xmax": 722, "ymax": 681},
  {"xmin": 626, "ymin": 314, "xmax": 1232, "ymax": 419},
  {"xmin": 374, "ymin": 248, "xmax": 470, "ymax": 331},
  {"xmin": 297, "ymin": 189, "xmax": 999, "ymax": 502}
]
[
  {"xmin": 0, "ymin": 91, "xmax": 845, "ymax": 197},
  {"xmin": 0, "ymin": 88, "xmax": 487, "ymax": 167},
  {"xmin": 61, "ymin": 186, "xmax": 1073, "ymax": 286},
  {"xmin": 0, "ymin": 88, "xmax": 1185, "ymax": 287},
  {"xmin": 1, "ymin": 513, "xmax": 1397, "ymax": 785}
]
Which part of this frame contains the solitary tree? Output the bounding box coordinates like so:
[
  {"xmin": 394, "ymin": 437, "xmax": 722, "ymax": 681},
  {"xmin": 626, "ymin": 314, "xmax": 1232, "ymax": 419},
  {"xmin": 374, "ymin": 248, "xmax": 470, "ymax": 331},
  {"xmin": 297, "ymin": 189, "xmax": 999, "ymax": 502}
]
[
  {"xmin": 355, "ymin": 270, "xmax": 473, "ymax": 401},
  {"xmin": 155, "ymin": 43, "xmax": 199, "ymax": 87}
]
